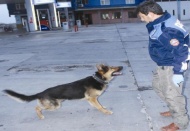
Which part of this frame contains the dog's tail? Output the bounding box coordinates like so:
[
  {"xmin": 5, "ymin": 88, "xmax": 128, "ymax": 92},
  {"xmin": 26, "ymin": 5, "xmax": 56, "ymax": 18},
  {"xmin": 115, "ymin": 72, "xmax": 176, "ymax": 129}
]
[{"xmin": 3, "ymin": 90, "xmax": 39, "ymax": 103}]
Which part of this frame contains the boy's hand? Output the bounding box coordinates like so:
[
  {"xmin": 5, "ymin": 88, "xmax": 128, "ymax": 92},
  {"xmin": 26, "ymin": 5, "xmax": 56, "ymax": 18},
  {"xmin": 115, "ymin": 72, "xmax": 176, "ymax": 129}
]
[{"xmin": 172, "ymin": 74, "xmax": 184, "ymax": 87}]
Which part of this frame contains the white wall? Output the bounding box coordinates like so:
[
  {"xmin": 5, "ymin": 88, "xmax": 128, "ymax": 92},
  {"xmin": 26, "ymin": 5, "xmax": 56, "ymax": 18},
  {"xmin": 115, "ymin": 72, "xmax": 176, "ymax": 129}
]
[
  {"xmin": 49, "ymin": 3, "xmax": 58, "ymax": 28},
  {"xmin": 180, "ymin": 1, "xmax": 190, "ymax": 20},
  {"xmin": 158, "ymin": 1, "xmax": 190, "ymax": 20},
  {"xmin": 25, "ymin": 0, "xmax": 38, "ymax": 31}
]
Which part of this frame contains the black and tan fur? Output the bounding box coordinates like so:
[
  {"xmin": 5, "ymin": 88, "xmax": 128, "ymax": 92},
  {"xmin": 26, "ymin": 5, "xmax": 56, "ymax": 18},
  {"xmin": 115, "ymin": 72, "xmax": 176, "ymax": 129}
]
[{"xmin": 3, "ymin": 64, "xmax": 123, "ymax": 119}]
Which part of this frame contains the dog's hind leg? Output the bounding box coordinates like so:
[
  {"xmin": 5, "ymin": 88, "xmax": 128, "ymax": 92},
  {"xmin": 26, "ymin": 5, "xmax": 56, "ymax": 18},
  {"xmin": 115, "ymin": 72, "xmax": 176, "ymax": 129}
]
[
  {"xmin": 36, "ymin": 106, "xmax": 45, "ymax": 119},
  {"xmin": 36, "ymin": 99, "xmax": 63, "ymax": 119},
  {"xmin": 87, "ymin": 97, "xmax": 113, "ymax": 115}
]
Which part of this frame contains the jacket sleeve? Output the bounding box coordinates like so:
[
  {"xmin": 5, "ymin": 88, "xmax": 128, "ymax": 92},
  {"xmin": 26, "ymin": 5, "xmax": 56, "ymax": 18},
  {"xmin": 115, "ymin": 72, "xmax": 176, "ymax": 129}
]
[{"xmin": 158, "ymin": 27, "xmax": 189, "ymax": 74}]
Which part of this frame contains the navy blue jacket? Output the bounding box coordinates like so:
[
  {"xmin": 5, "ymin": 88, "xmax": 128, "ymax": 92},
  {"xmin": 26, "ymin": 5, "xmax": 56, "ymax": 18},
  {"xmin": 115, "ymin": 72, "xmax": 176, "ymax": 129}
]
[{"xmin": 146, "ymin": 12, "xmax": 190, "ymax": 74}]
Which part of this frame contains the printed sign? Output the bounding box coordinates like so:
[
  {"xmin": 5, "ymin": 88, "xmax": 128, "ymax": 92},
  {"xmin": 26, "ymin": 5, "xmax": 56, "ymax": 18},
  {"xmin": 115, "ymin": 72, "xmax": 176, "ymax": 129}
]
[
  {"xmin": 56, "ymin": 2, "xmax": 72, "ymax": 8},
  {"xmin": 29, "ymin": 17, "xmax": 33, "ymax": 23},
  {"xmin": 41, "ymin": 25, "xmax": 50, "ymax": 31},
  {"xmin": 32, "ymin": 0, "xmax": 55, "ymax": 5}
]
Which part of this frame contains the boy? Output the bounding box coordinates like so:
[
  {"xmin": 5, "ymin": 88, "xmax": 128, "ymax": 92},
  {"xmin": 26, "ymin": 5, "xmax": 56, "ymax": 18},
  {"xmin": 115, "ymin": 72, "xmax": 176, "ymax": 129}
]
[{"xmin": 136, "ymin": 1, "xmax": 190, "ymax": 131}]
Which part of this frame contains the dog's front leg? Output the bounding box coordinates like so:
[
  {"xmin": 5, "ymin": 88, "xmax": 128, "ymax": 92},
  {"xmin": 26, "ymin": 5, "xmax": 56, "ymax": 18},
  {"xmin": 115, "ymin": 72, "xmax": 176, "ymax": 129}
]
[{"xmin": 87, "ymin": 97, "xmax": 113, "ymax": 115}]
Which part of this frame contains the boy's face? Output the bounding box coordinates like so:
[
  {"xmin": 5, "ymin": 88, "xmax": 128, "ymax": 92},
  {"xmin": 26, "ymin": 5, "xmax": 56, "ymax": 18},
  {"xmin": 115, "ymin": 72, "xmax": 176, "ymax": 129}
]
[{"xmin": 138, "ymin": 12, "xmax": 152, "ymax": 23}]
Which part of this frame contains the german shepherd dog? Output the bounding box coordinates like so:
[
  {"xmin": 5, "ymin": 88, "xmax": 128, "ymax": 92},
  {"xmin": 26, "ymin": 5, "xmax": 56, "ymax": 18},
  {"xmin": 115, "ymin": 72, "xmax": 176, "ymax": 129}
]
[{"xmin": 3, "ymin": 64, "xmax": 123, "ymax": 119}]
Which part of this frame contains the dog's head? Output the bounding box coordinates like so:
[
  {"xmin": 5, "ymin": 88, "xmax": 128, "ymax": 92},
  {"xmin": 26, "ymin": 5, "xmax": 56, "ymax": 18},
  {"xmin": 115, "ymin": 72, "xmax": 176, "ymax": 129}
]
[{"xmin": 95, "ymin": 64, "xmax": 123, "ymax": 82}]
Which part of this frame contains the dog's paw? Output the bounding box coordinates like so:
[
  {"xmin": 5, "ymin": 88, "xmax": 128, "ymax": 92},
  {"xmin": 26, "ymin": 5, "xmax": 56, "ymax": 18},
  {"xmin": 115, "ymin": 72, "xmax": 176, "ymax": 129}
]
[
  {"xmin": 38, "ymin": 115, "xmax": 45, "ymax": 120},
  {"xmin": 102, "ymin": 106, "xmax": 107, "ymax": 109},
  {"xmin": 104, "ymin": 110, "xmax": 113, "ymax": 115}
]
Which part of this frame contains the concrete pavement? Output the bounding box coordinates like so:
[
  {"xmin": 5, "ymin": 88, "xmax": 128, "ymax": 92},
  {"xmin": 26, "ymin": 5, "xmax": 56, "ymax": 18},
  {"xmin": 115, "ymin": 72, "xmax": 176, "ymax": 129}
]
[{"xmin": 0, "ymin": 22, "xmax": 190, "ymax": 131}]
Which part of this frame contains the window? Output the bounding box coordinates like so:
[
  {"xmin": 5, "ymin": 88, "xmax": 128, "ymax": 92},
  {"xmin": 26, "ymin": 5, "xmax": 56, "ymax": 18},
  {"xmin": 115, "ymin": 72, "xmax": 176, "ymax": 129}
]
[
  {"xmin": 183, "ymin": 9, "xmax": 186, "ymax": 15},
  {"xmin": 77, "ymin": 0, "xmax": 82, "ymax": 4},
  {"xmin": 15, "ymin": 4, "xmax": 25, "ymax": 10},
  {"xmin": 125, "ymin": 0, "xmax": 135, "ymax": 4},
  {"xmin": 60, "ymin": 13, "xmax": 66, "ymax": 19},
  {"xmin": 101, "ymin": 13, "xmax": 110, "ymax": 20},
  {"xmin": 77, "ymin": 0, "xmax": 84, "ymax": 7},
  {"xmin": 82, "ymin": 0, "xmax": 88, "ymax": 4},
  {"xmin": 173, "ymin": 10, "xmax": 175, "ymax": 16},
  {"xmin": 112, "ymin": 12, "xmax": 122, "ymax": 19},
  {"xmin": 128, "ymin": 11, "xmax": 137, "ymax": 18},
  {"xmin": 100, "ymin": 0, "xmax": 110, "ymax": 5}
]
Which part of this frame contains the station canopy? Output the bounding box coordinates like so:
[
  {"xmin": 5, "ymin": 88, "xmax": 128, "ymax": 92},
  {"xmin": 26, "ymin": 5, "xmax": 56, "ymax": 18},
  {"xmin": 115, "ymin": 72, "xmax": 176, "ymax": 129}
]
[{"xmin": 0, "ymin": 0, "xmax": 25, "ymax": 4}]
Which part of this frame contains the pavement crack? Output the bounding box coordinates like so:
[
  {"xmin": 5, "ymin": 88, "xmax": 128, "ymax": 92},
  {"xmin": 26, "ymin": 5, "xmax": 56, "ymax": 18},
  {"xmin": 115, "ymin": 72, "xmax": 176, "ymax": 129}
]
[
  {"xmin": 116, "ymin": 23, "xmax": 154, "ymax": 131},
  {"xmin": 115, "ymin": 24, "xmax": 140, "ymax": 89},
  {"xmin": 137, "ymin": 93, "xmax": 154, "ymax": 131}
]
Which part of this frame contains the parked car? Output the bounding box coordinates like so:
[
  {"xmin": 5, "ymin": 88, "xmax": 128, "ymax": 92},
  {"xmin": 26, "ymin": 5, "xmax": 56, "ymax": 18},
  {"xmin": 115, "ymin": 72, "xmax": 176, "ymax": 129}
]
[{"xmin": 3, "ymin": 24, "xmax": 13, "ymax": 32}]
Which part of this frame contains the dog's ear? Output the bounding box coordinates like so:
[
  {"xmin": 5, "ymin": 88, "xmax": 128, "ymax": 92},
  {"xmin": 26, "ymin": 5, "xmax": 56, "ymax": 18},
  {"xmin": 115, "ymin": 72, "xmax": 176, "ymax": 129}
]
[{"xmin": 96, "ymin": 64, "xmax": 104, "ymax": 70}]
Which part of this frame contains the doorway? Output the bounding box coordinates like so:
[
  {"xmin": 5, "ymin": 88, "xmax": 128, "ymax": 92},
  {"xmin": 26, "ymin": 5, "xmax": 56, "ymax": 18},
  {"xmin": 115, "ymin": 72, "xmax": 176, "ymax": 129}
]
[
  {"xmin": 85, "ymin": 14, "xmax": 92, "ymax": 24},
  {"xmin": 57, "ymin": 11, "xmax": 66, "ymax": 27}
]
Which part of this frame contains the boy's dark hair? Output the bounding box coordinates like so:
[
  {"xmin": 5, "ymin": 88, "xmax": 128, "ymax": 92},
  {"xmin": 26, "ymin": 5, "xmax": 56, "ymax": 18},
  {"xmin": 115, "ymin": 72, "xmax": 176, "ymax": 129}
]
[{"xmin": 136, "ymin": 0, "xmax": 164, "ymax": 15}]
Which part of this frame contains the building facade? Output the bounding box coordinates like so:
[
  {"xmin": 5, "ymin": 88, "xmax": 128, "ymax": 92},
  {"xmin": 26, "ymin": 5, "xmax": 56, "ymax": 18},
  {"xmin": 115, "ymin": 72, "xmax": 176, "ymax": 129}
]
[
  {"xmin": 73, "ymin": 0, "xmax": 143, "ymax": 24},
  {"xmin": 3, "ymin": 0, "xmax": 190, "ymax": 32}
]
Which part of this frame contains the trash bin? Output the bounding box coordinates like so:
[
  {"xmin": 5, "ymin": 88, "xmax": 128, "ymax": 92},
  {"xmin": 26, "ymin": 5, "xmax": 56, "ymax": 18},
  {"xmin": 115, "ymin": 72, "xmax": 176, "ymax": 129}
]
[
  {"xmin": 0, "ymin": 27, "xmax": 3, "ymax": 32},
  {"xmin": 62, "ymin": 22, "xmax": 69, "ymax": 31},
  {"xmin": 76, "ymin": 20, "xmax": 81, "ymax": 27}
]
